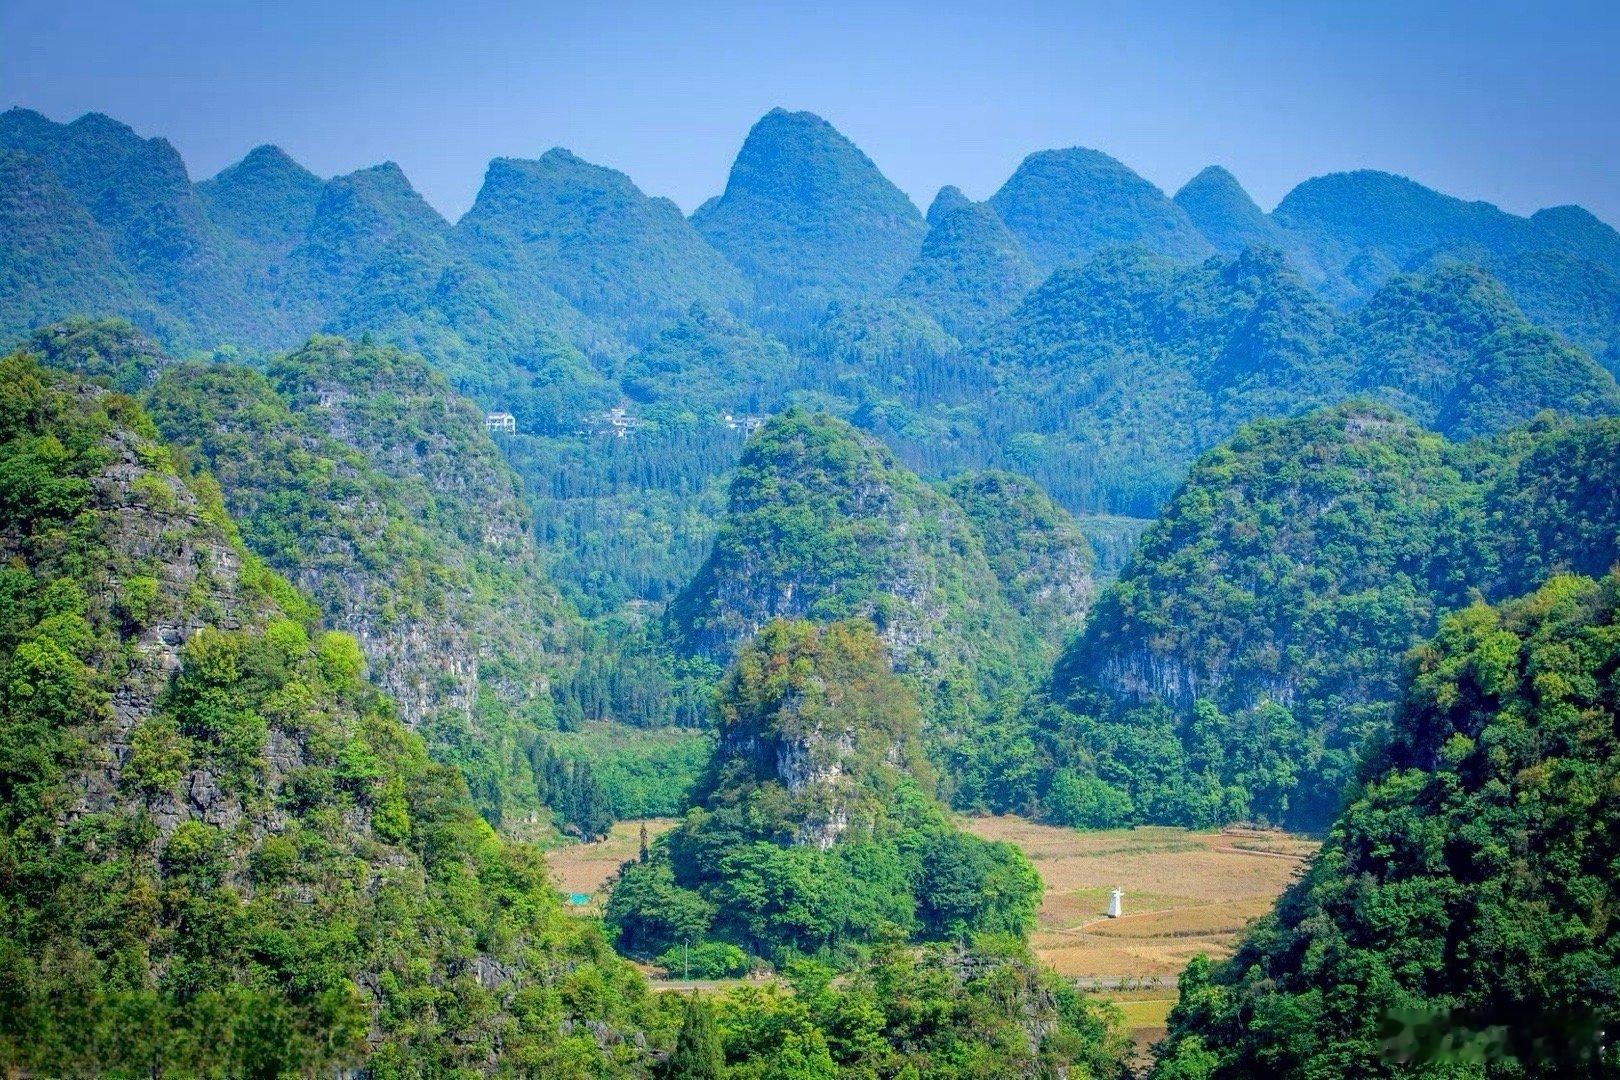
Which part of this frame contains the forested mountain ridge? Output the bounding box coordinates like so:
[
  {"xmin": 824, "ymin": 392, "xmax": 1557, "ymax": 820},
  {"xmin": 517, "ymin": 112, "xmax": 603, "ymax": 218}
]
[
  {"xmin": 988, "ymin": 146, "xmax": 1214, "ymax": 271},
  {"xmin": 30, "ymin": 321, "xmax": 585, "ymax": 827},
  {"xmin": 455, "ymin": 147, "xmax": 747, "ymax": 343},
  {"xmin": 1155, "ymin": 571, "xmax": 1620, "ymax": 1077},
  {"xmin": 970, "ymin": 249, "xmax": 1620, "ymax": 516},
  {"xmin": 1035, "ymin": 405, "xmax": 1620, "ymax": 831},
  {"xmin": 691, "ymin": 108, "xmax": 927, "ymax": 320},
  {"xmin": 0, "ymin": 355, "xmax": 660, "ymax": 1074},
  {"xmin": 893, "ymin": 187, "xmax": 1040, "ymax": 339},
  {"xmin": 664, "ymin": 410, "xmax": 1049, "ymax": 721}
]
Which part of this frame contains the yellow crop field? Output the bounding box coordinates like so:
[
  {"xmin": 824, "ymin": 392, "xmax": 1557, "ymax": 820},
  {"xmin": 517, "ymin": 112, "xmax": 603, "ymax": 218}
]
[{"xmin": 962, "ymin": 816, "xmax": 1316, "ymax": 982}]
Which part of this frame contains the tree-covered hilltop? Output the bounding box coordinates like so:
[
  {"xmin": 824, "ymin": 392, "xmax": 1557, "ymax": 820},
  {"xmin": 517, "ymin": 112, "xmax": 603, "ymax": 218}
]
[
  {"xmin": 1414, "ymin": 244, "xmax": 1620, "ymax": 379},
  {"xmin": 1172, "ymin": 165, "xmax": 1333, "ymax": 297},
  {"xmin": 1531, "ymin": 203, "xmax": 1620, "ymax": 275},
  {"xmin": 1345, "ymin": 262, "xmax": 1620, "ymax": 436},
  {"xmin": 455, "ymin": 148, "xmax": 747, "ymax": 343},
  {"xmin": 692, "ymin": 108, "xmax": 926, "ymax": 321},
  {"xmin": 987, "ymin": 147, "xmax": 1213, "ymax": 272},
  {"xmin": 665, "ymin": 410, "xmax": 1034, "ymax": 720},
  {"xmin": 195, "ymin": 143, "xmax": 324, "ymax": 273},
  {"xmin": 0, "ymin": 108, "xmax": 256, "ymax": 349},
  {"xmin": 32, "ymin": 324, "xmax": 590, "ymax": 828},
  {"xmin": 0, "ymin": 355, "xmax": 660, "ymax": 1074},
  {"xmin": 1155, "ymin": 571, "xmax": 1620, "ymax": 1078},
  {"xmin": 608, "ymin": 620, "xmax": 1042, "ymax": 969},
  {"xmin": 892, "ymin": 187, "xmax": 1040, "ymax": 340},
  {"xmin": 618, "ymin": 302, "xmax": 798, "ymax": 422},
  {"xmin": 1031, "ymin": 406, "xmax": 1620, "ymax": 831},
  {"xmin": 944, "ymin": 470, "xmax": 1095, "ymax": 650},
  {"xmin": 972, "ymin": 249, "xmax": 1620, "ymax": 516},
  {"xmin": 975, "ymin": 246, "xmax": 1348, "ymax": 516}
]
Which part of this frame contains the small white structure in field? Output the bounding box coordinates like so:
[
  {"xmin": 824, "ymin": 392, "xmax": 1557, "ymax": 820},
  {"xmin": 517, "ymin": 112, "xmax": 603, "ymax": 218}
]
[{"xmin": 1107, "ymin": 887, "xmax": 1124, "ymax": 918}]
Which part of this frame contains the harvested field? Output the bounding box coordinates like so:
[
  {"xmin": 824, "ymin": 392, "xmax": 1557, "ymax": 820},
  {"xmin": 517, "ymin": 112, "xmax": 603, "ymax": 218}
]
[
  {"xmin": 546, "ymin": 817, "xmax": 677, "ymax": 912},
  {"xmin": 962, "ymin": 816, "xmax": 1315, "ymax": 982}
]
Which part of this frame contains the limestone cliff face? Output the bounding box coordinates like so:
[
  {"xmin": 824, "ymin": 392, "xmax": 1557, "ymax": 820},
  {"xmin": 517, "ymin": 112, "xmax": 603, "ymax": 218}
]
[
  {"xmin": 134, "ymin": 335, "xmax": 580, "ymax": 739},
  {"xmin": 1, "ymin": 377, "xmax": 331, "ymax": 848},
  {"xmin": 706, "ymin": 620, "xmax": 928, "ymax": 850}
]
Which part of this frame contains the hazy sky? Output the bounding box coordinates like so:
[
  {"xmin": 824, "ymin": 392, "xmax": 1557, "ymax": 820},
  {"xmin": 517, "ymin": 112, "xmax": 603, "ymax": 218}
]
[{"xmin": 3, "ymin": 0, "xmax": 1617, "ymax": 224}]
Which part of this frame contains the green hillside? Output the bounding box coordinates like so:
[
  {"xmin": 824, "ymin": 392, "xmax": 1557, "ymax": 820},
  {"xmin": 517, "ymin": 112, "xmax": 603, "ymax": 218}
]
[
  {"xmin": 0, "ymin": 354, "xmax": 655, "ymax": 1074},
  {"xmin": 1156, "ymin": 571, "xmax": 1620, "ymax": 1078}
]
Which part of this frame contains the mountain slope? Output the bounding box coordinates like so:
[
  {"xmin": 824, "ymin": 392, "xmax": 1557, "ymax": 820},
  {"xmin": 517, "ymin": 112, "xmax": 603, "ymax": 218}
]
[
  {"xmin": 0, "ymin": 354, "xmax": 654, "ymax": 1074},
  {"xmin": 988, "ymin": 147, "xmax": 1213, "ymax": 271},
  {"xmin": 665, "ymin": 410, "xmax": 1027, "ymax": 713},
  {"xmin": 975, "ymin": 251, "xmax": 1620, "ymax": 516},
  {"xmin": 979, "ymin": 247, "xmax": 1347, "ymax": 515},
  {"xmin": 457, "ymin": 148, "xmax": 747, "ymax": 342},
  {"xmin": 196, "ymin": 144, "xmax": 324, "ymax": 268},
  {"xmin": 944, "ymin": 470, "xmax": 1094, "ymax": 646},
  {"xmin": 692, "ymin": 108, "xmax": 926, "ymax": 316},
  {"xmin": 1347, "ymin": 263, "xmax": 1620, "ymax": 435},
  {"xmin": 34, "ymin": 326, "xmax": 583, "ymax": 823},
  {"xmin": 894, "ymin": 189, "xmax": 1039, "ymax": 339},
  {"xmin": 1531, "ymin": 203, "xmax": 1620, "ymax": 274},
  {"xmin": 0, "ymin": 108, "xmax": 248, "ymax": 347},
  {"xmin": 609, "ymin": 618, "xmax": 1041, "ymax": 961},
  {"xmin": 1042, "ymin": 406, "xmax": 1620, "ymax": 829},
  {"xmin": 1156, "ymin": 571, "xmax": 1620, "ymax": 1078},
  {"xmin": 1173, "ymin": 165, "xmax": 1332, "ymax": 294},
  {"xmin": 0, "ymin": 146, "xmax": 154, "ymax": 340}
]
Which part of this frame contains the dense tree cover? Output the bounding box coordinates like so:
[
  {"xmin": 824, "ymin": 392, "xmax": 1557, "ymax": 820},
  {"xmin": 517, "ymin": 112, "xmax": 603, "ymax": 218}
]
[
  {"xmin": 0, "ymin": 108, "xmax": 270, "ymax": 349},
  {"xmin": 0, "ymin": 146, "xmax": 153, "ymax": 341},
  {"xmin": 1172, "ymin": 166, "xmax": 1333, "ymax": 298},
  {"xmin": 943, "ymin": 469, "xmax": 1095, "ymax": 648},
  {"xmin": 1155, "ymin": 572, "xmax": 1620, "ymax": 1077},
  {"xmin": 965, "ymin": 251, "xmax": 1619, "ymax": 516},
  {"xmin": 1022, "ymin": 405, "xmax": 1620, "ymax": 832},
  {"xmin": 195, "ymin": 143, "xmax": 324, "ymax": 274},
  {"xmin": 548, "ymin": 722, "xmax": 710, "ymax": 820},
  {"xmin": 618, "ymin": 303, "xmax": 798, "ymax": 421},
  {"xmin": 0, "ymin": 355, "xmax": 665, "ymax": 1074},
  {"xmin": 665, "ymin": 410, "xmax": 1041, "ymax": 724},
  {"xmin": 893, "ymin": 188, "xmax": 1039, "ymax": 340},
  {"xmin": 8, "ymin": 108, "xmax": 1620, "ymax": 627},
  {"xmin": 700, "ymin": 941, "xmax": 1128, "ymax": 1079},
  {"xmin": 608, "ymin": 620, "xmax": 1042, "ymax": 968},
  {"xmin": 26, "ymin": 315, "xmax": 170, "ymax": 392},
  {"xmin": 1416, "ymin": 244, "xmax": 1620, "ymax": 379},
  {"xmin": 1346, "ymin": 263, "xmax": 1620, "ymax": 437},
  {"xmin": 456, "ymin": 148, "xmax": 747, "ymax": 344},
  {"xmin": 691, "ymin": 108, "xmax": 926, "ymax": 323},
  {"xmin": 1531, "ymin": 203, "xmax": 1620, "ymax": 276},
  {"xmin": 987, "ymin": 147, "xmax": 1213, "ymax": 272},
  {"xmin": 26, "ymin": 324, "xmax": 621, "ymax": 838}
]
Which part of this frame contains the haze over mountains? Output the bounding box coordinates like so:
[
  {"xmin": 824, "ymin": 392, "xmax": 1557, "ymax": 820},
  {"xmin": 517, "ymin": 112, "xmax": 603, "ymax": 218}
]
[{"xmin": 8, "ymin": 103, "xmax": 1619, "ymax": 371}]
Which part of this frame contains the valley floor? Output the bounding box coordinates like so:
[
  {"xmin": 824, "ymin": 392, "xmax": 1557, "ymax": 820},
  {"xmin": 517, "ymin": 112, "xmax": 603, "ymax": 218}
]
[
  {"xmin": 544, "ymin": 814, "xmax": 1316, "ymax": 1051},
  {"xmin": 960, "ymin": 815, "xmax": 1317, "ymax": 1058}
]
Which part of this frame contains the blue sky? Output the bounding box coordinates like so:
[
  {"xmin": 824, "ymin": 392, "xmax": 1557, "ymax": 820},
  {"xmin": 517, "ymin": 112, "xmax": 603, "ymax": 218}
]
[{"xmin": 3, "ymin": 0, "xmax": 1617, "ymax": 224}]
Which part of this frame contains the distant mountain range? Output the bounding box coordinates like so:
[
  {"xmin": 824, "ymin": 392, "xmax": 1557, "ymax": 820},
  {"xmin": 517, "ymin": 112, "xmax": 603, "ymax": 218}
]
[{"xmin": 6, "ymin": 104, "xmax": 1618, "ymax": 371}]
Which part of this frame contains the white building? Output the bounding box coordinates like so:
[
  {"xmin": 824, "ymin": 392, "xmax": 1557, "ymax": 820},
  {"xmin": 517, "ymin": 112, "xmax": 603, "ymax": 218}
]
[
  {"xmin": 1107, "ymin": 887, "xmax": 1123, "ymax": 918},
  {"xmin": 484, "ymin": 411, "xmax": 516, "ymax": 435}
]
